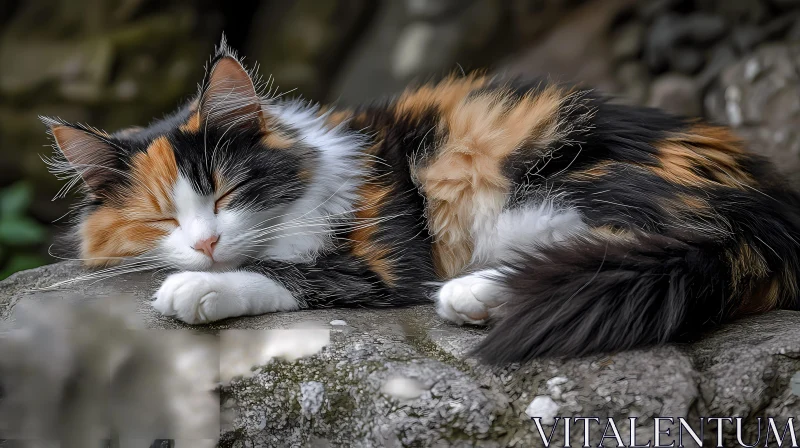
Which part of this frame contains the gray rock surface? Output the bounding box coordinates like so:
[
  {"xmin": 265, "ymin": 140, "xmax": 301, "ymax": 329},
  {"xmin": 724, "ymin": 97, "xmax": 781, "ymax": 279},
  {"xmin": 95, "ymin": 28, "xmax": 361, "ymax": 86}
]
[
  {"xmin": 2, "ymin": 262, "xmax": 799, "ymax": 447},
  {"xmin": 705, "ymin": 43, "xmax": 800, "ymax": 183},
  {"xmin": 648, "ymin": 73, "xmax": 702, "ymax": 117}
]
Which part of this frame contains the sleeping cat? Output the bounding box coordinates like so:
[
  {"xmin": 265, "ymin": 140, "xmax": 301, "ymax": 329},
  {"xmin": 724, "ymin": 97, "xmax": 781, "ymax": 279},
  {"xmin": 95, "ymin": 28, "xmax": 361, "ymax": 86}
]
[{"xmin": 41, "ymin": 38, "xmax": 800, "ymax": 363}]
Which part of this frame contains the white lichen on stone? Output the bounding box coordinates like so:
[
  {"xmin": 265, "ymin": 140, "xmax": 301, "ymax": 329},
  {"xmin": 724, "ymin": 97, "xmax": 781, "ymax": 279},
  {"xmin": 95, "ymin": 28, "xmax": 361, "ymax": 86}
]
[
  {"xmin": 525, "ymin": 396, "xmax": 559, "ymax": 425},
  {"xmin": 382, "ymin": 376, "xmax": 426, "ymax": 400},
  {"xmin": 262, "ymin": 328, "xmax": 330, "ymax": 362},
  {"xmin": 724, "ymin": 85, "xmax": 743, "ymax": 127},
  {"xmin": 545, "ymin": 376, "xmax": 568, "ymax": 400},
  {"xmin": 300, "ymin": 381, "xmax": 325, "ymax": 416},
  {"xmin": 219, "ymin": 328, "xmax": 330, "ymax": 383}
]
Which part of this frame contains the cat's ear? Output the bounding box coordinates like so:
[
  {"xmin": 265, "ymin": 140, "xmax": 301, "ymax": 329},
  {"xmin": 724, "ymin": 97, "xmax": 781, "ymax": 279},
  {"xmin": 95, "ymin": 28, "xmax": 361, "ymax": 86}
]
[
  {"xmin": 41, "ymin": 118, "xmax": 119, "ymax": 191},
  {"xmin": 199, "ymin": 39, "xmax": 263, "ymax": 131}
]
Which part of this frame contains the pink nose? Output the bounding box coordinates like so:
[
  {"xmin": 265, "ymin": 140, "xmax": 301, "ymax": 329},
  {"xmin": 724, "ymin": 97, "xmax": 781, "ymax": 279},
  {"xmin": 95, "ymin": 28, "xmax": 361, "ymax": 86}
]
[{"xmin": 193, "ymin": 235, "xmax": 219, "ymax": 259}]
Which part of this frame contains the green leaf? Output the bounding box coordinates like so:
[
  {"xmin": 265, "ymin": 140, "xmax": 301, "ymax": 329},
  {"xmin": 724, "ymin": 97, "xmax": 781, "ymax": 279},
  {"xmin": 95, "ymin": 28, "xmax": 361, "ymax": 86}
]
[
  {"xmin": 0, "ymin": 254, "xmax": 47, "ymax": 280},
  {"xmin": 0, "ymin": 216, "xmax": 46, "ymax": 245},
  {"xmin": 0, "ymin": 181, "xmax": 34, "ymax": 218}
]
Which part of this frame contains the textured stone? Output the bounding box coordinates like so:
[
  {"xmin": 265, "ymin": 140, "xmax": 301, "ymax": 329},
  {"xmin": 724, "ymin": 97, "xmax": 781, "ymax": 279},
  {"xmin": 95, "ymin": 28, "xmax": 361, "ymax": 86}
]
[
  {"xmin": 645, "ymin": 13, "xmax": 726, "ymax": 72},
  {"xmin": 611, "ymin": 22, "xmax": 644, "ymax": 61},
  {"xmin": 667, "ymin": 47, "xmax": 705, "ymax": 75},
  {"xmin": 705, "ymin": 43, "xmax": 800, "ymax": 183},
  {"xmin": 333, "ymin": 0, "xmax": 579, "ymax": 105},
  {"xmin": 501, "ymin": 0, "xmax": 635, "ymax": 95},
  {"xmin": 648, "ymin": 73, "xmax": 701, "ymax": 117},
  {"xmin": 616, "ymin": 62, "xmax": 650, "ymax": 104},
  {"xmin": 2, "ymin": 262, "xmax": 799, "ymax": 447}
]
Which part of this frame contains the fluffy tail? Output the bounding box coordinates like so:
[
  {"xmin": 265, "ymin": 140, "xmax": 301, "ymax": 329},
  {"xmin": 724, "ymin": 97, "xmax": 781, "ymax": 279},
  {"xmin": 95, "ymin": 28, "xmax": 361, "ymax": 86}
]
[{"xmin": 473, "ymin": 232, "xmax": 799, "ymax": 364}]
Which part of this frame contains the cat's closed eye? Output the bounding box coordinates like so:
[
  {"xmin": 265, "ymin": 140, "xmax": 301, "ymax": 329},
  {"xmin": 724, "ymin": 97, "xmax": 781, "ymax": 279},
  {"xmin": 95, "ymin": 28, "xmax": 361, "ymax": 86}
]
[
  {"xmin": 214, "ymin": 184, "xmax": 242, "ymax": 213},
  {"xmin": 149, "ymin": 218, "xmax": 179, "ymax": 227}
]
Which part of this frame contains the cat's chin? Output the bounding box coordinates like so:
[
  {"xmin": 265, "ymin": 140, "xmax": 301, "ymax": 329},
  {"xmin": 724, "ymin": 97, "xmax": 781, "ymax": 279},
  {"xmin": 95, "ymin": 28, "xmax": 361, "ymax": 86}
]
[
  {"xmin": 168, "ymin": 258, "xmax": 241, "ymax": 273},
  {"xmin": 207, "ymin": 260, "xmax": 242, "ymax": 272}
]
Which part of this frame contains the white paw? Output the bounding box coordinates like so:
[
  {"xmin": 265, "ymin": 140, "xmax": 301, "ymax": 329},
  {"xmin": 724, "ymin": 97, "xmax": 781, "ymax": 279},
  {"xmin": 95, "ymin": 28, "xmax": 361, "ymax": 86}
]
[
  {"xmin": 152, "ymin": 272, "xmax": 238, "ymax": 324},
  {"xmin": 436, "ymin": 270, "xmax": 508, "ymax": 325}
]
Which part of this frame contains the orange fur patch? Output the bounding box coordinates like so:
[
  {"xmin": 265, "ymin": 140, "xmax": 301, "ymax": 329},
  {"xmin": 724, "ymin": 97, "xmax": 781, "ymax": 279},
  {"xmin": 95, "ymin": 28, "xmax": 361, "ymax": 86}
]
[
  {"xmin": 394, "ymin": 74, "xmax": 488, "ymax": 121},
  {"xmin": 262, "ymin": 129, "xmax": 296, "ymax": 149},
  {"xmin": 567, "ymin": 161, "xmax": 615, "ymax": 181},
  {"xmin": 180, "ymin": 112, "xmax": 201, "ymax": 133},
  {"xmin": 674, "ymin": 193, "xmax": 710, "ymax": 212},
  {"xmin": 415, "ymin": 85, "xmax": 570, "ymax": 277},
  {"xmin": 652, "ymin": 125, "xmax": 753, "ymax": 188},
  {"xmin": 320, "ymin": 108, "xmax": 355, "ymax": 127},
  {"xmin": 729, "ymin": 240, "xmax": 776, "ymax": 314},
  {"xmin": 81, "ymin": 136, "xmax": 179, "ymax": 264},
  {"xmin": 740, "ymin": 277, "xmax": 782, "ymax": 314},
  {"xmin": 350, "ymin": 181, "xmax": 397, "ymax": 285},
  {"xmin": 661, "ymin": 193, "xmax": 720, "ymax": 225},
  {"xmin": 727, "ymin": 238, "xmax": 800, "ymax": 315},
  {"xmin": 730, "ymin": 241, "xmax": 770, "ymax": 282},
  {"xmin": 128, "ymin": 136, "xmax": 179, "ymax": 217},
  {"xmin": 654, "ymin": 192, "xmax": 734, "ymax": 243},
  {"xmin": 590, "ymin": 225, "xmax": 637, "ymax": 242},
  {"xmin": 179, "ymin": 99, "xmax": 201, "ymax": 133},
  {"xmin": 80, "ymin": 208, "xmax": 169, "ymax": 266}
]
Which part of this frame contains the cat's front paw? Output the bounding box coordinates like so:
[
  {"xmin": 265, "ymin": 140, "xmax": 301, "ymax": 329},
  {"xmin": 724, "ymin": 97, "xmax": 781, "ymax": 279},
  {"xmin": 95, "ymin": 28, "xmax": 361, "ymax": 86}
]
[
  {"xmin": 436, "ymin": 270, "xmax": 508, "ymax": 325},
  {"xmin": 152, "ymin": 272, "xmax": 235, "ymax": 324}
]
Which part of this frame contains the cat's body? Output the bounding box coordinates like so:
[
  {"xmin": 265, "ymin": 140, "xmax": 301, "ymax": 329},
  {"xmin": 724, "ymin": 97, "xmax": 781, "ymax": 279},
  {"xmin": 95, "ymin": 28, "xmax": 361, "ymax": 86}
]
[{"xmin": 43, "ymin": 40, "xmax": 800, "ymax": 363}]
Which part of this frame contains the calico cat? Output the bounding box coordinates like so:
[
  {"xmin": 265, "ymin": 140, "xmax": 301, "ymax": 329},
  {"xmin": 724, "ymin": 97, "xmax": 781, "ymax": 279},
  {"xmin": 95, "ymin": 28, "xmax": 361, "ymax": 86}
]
[{"xmin": 42, "ymin": 38, "xmax": 800, "ymax": 363}]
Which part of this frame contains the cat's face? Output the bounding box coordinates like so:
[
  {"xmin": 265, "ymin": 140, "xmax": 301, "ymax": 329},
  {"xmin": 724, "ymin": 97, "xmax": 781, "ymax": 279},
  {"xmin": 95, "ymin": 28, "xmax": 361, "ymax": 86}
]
[{"xmin": 44, "ymin": 45, "xmax": 310, "ymax": 270}]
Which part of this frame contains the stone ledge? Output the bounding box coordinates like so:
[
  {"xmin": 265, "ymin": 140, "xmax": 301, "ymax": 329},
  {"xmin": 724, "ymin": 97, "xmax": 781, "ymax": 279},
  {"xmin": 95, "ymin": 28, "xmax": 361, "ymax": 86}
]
[{"xmin": 2, "ymin": 262, "xmax": 799, "ymax": 447}]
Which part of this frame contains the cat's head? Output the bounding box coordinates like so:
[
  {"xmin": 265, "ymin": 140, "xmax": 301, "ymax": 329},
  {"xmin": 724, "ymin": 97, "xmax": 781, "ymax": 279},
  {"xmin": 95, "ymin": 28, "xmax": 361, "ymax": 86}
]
[{"xmin": 42, "ymin": 39, "xmax": 317, "ymax": 271}]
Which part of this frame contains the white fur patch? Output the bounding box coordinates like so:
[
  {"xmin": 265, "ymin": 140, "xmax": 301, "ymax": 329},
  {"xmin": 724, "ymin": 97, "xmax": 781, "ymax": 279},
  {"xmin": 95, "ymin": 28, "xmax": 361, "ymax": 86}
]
[
  {"xmin": 152, "ymin": 271, "xmax": 299, "ymax": 324},
  {"xmin": 159, "ymin": 176, "xmax": 277, "ymax": 271},
  {"xmin": 160, "ymin": 177, "xmax": 218, "ymax": 270},
  {"xmin": 436, "ymin": 269, "xmax": 508, "ymax": 325},
  {"xmin": 438, "ymin": 201, "xmax": 586, "ymax": 326},
  {"xmin": 263, "ymin": 100, "xmax": 368, "ymax": 261},
  {"xmin": 471, "ymin": 200, "xmax": 587, "ymax": 267}
]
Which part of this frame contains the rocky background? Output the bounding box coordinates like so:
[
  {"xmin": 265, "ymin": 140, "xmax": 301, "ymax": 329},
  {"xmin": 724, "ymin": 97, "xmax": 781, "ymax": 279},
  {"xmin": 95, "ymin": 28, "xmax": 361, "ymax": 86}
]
[{"xmin": 1, "ymin": 0, "xmax": 800, "ymax": 277}]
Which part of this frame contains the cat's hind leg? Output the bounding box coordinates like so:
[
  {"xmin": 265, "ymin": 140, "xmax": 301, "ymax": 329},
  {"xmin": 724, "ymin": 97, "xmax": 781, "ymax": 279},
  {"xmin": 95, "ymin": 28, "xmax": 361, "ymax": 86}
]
[{"xmin": 435, "ymin": 201, "xmax": 587, "ymax": 325}]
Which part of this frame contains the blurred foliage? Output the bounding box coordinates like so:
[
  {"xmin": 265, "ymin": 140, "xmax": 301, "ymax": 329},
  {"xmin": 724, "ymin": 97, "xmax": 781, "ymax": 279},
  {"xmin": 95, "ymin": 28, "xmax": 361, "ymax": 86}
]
[{"xmin": 0, "ymin": 182, "xmax": 48, "ymax": 279}]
